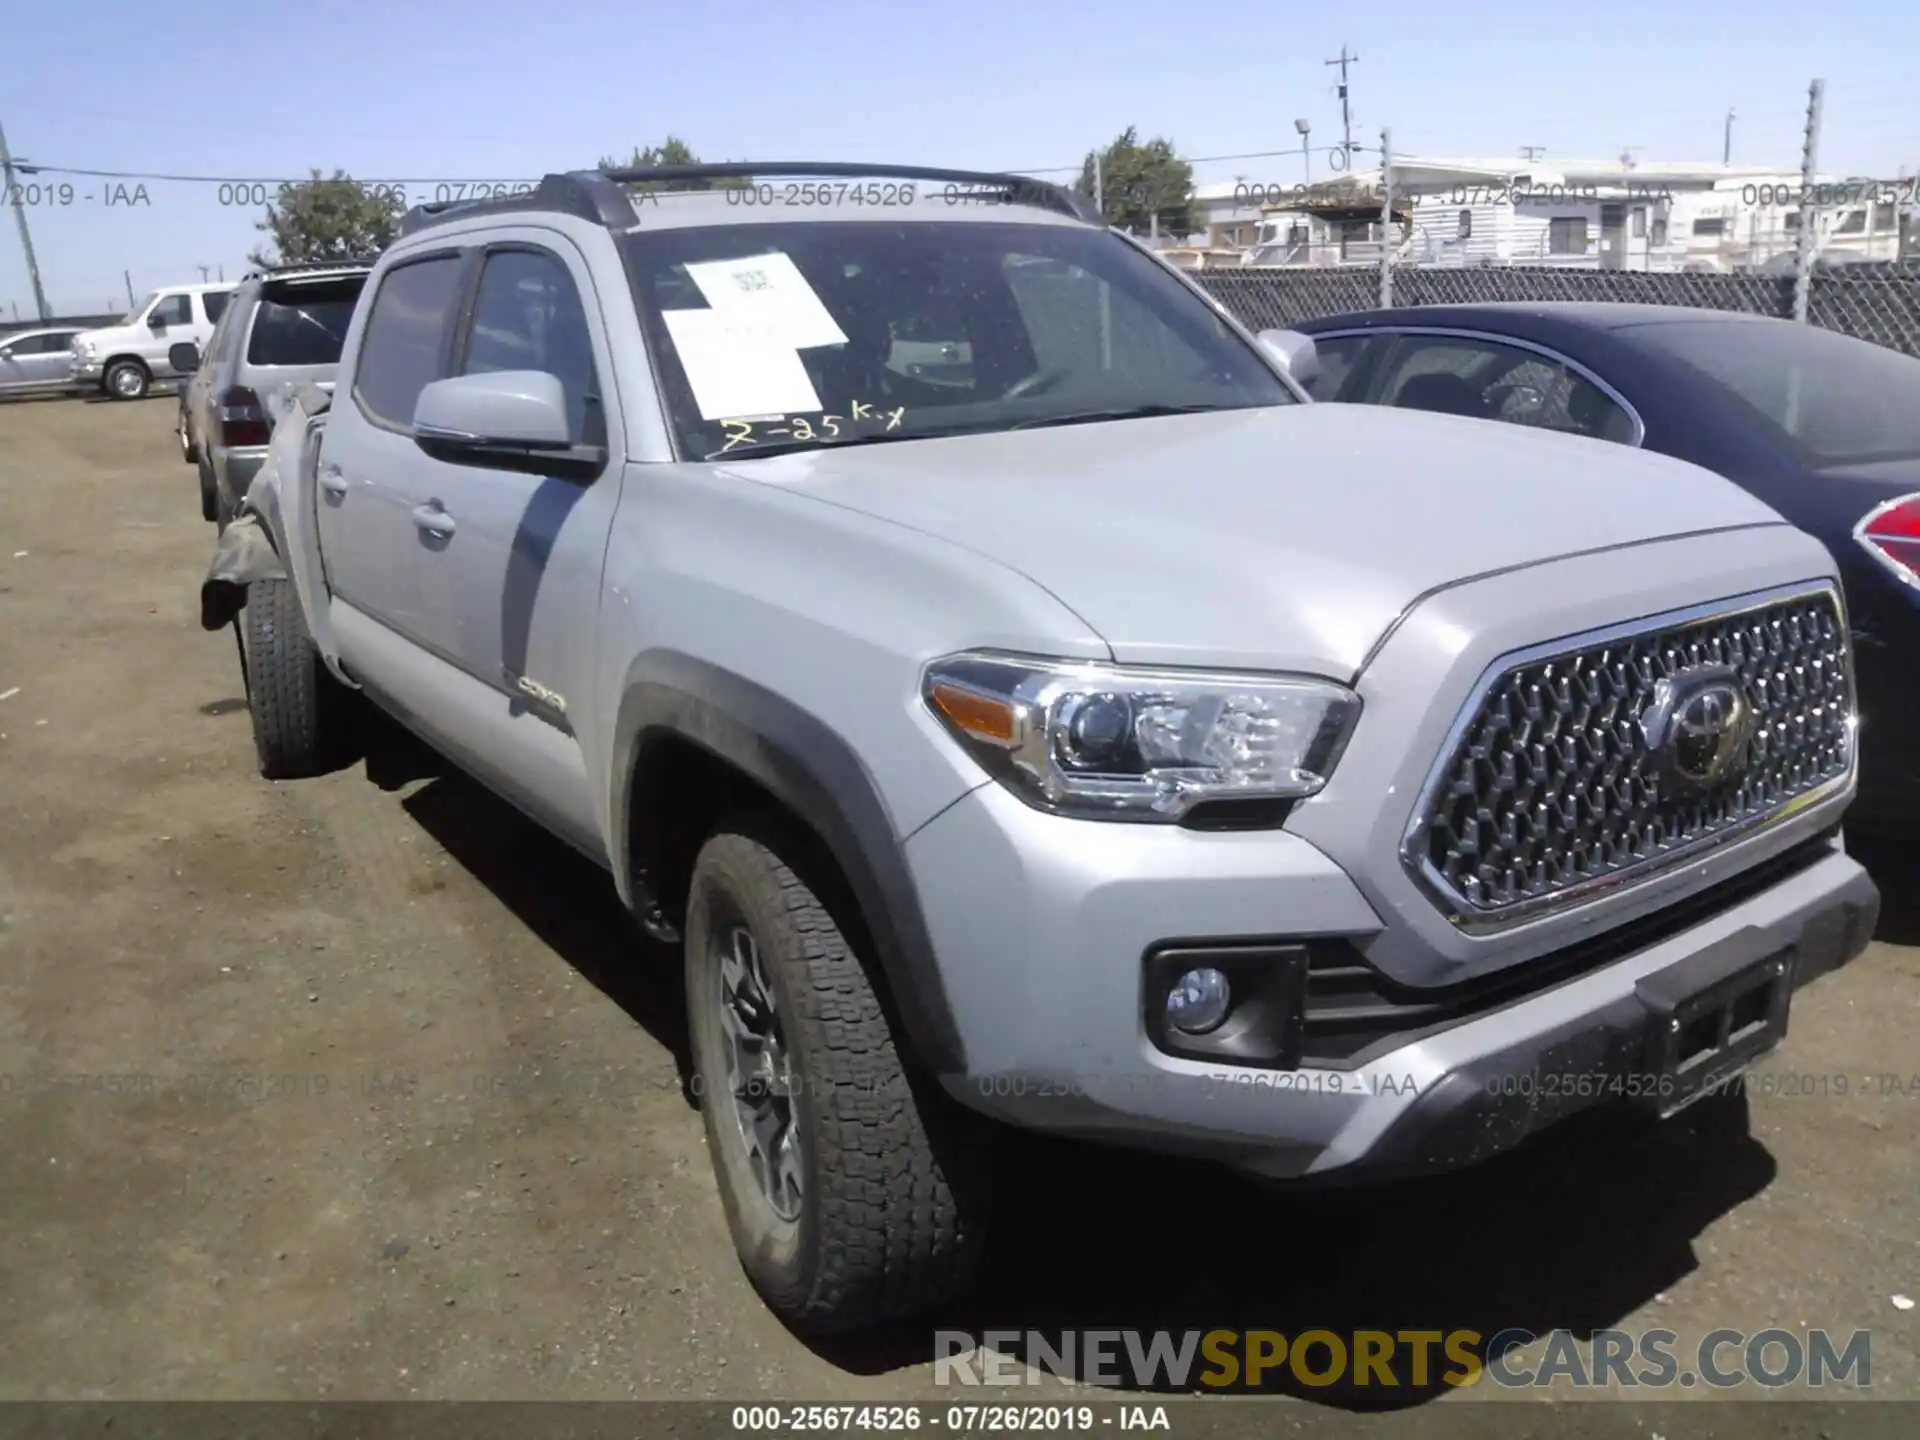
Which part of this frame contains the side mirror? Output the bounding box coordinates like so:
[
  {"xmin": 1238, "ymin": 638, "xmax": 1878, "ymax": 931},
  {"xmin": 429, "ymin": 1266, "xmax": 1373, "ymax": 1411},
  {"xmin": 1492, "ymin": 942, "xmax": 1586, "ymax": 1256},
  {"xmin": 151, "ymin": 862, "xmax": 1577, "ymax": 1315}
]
[
  {"xmin": 413, "ymin": 370, "xmax": 596, "ymax": 474},
  {"xmin": 1256, "ymin": 328, "xmax": 1322, "ymax": 389},
  {"xmin": 147, "ymin": 311, "xmax": 170, "ymax": 331},
  {"xmin": 169, "ymin": 342, "xmax": 201, "ymax": 374}
]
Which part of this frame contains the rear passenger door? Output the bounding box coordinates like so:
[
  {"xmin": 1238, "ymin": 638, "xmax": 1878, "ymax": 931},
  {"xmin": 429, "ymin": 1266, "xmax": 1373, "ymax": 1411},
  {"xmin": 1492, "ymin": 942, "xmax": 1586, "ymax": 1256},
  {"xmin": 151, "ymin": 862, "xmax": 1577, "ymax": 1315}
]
[
  {"xmin": 315, "ymin": 249, "xmax": 468, "ymax": 644},
  {"xmin": 395, "ymin": 235, "xmax": 621, "ymax": 850}
]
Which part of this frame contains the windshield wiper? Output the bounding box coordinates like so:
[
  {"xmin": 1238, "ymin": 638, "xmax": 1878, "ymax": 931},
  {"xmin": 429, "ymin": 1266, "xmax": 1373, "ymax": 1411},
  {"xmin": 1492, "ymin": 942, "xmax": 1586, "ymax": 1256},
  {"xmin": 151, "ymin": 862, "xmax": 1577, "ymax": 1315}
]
[{"xmin": 1007, "ymin": 402, "xmax": 1235, "ymax": 432}]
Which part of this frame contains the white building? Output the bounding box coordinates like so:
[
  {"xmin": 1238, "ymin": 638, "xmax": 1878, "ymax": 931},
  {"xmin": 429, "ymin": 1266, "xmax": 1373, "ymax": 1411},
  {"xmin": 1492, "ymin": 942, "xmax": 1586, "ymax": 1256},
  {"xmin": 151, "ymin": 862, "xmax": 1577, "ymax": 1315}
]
[{"xmin": 1239, "ymin": 157, "xmax": 1910, "ymax": 271}]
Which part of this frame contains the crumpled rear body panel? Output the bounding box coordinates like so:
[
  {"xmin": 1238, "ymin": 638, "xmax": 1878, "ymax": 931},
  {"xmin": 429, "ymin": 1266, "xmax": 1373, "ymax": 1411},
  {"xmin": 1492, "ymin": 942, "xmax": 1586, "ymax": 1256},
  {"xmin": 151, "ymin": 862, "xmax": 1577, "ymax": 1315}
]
[{"xmin": 197, "ymin": 382, "xmax": 349, "ymax": 687}]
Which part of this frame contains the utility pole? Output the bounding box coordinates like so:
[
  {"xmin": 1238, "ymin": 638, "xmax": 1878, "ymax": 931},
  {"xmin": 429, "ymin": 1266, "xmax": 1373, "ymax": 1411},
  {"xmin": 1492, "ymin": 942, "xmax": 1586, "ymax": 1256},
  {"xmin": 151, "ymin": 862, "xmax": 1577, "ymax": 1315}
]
[
  {"xmin": 1792, "ymin": 79, "xmax": 1824, "ymax": 323},
  {"xmin": 1324, "ymin": 46, "xmax": 1359, "ymax": 167},
  {"xmin": 0, "ymin": 119, "xmax": 51, "ymax": 323},
  {"xmin": 1519, "ymin": 146, "xmax": 1545, "ymax": 162},
  {"xmin": 1723, "ymin": 107, "xmax": 1736, "ymax": 166},
  {"xmin": 1378, "ymin": 128, "xmax": 1395, "ymax": 308},
  {"xmin": 198, "ymin": 265, "xmax": 211, "ymax": 283},
  {"xmin": 124, "ymin": 270, "xmax": 135, "ymax": 309}
]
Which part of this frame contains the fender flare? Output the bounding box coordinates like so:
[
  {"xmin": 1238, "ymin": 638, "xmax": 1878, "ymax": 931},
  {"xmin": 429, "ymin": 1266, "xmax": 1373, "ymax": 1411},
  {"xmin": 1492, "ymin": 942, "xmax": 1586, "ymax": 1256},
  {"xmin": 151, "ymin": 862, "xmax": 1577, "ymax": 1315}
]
[{"xmin": 610, "ymin": 650, "xmax": 966, "ymax": 1075}]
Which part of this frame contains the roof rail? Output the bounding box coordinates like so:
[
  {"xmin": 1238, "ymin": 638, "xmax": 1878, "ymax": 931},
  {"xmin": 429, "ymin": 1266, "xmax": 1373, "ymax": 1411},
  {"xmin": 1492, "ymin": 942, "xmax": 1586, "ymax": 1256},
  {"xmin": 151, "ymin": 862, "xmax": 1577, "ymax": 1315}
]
[
  {"xmin": 599, "ymin": 162, "xmax": 1104, "ymax": 225},
  {"xmin": 243, "ymin": 258, "xmax": 380, "ymax": 281},
  {"xmin": 397, "ymin": 161, "xmax": 1104, "ymax": 236},
  {"xmin": 399, "ymin": 171, "xmax": 639, "ymax": 236}
]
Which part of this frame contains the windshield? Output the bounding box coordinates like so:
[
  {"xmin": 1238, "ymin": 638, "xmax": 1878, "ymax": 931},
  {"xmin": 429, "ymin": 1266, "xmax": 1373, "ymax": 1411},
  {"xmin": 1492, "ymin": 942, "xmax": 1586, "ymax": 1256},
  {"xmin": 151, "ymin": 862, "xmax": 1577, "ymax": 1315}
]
[
  {"xmin": 621, "ymin": 220, "xmax": 1296, "ymax": 461},
  {"xmin": 1635, "ymin": 318, "xmax": 1920, "ymax": 465},
  {"xmin": 120, "ymin": 292, "xmax": 158, "ymax": 325}
]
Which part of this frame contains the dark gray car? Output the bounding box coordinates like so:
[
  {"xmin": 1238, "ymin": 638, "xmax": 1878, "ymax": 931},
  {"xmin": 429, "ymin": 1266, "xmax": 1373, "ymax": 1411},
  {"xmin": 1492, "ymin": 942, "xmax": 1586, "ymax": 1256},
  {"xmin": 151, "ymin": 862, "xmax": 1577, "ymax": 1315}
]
[{"xmin": 175, "ymin": 262, "xmax": 371, "ymax": 525}]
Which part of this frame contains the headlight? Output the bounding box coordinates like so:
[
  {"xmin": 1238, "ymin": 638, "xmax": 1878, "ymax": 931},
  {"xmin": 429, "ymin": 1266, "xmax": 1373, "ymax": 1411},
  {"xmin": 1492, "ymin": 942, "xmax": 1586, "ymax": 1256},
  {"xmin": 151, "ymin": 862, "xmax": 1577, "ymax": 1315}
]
[
  {"xmin": 921, "ymin": 652, "xmax": 1360, "ymax": 823},
  {"xmin": 73, "ymin": 339, "xmax": 95, "ymax": 358}
]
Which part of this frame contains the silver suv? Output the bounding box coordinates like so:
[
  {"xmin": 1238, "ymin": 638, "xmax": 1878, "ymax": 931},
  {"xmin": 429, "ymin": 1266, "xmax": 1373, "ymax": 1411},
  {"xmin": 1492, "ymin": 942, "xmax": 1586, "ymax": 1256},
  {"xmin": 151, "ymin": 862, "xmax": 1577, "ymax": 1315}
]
[
  {"xmin": 203, "ymin": 163, "xmax": 1880, "ymax": 1338},
  {"xmin": 174, "ymin": 262, "xmax": 371, "ymax": 526}
]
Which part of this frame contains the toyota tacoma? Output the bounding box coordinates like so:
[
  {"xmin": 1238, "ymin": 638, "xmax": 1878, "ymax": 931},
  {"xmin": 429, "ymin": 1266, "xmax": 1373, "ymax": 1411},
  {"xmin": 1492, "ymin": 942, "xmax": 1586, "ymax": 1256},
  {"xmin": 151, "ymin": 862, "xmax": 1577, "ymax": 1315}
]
[{"xmin": 201, "ymin": 162, "xmax": 1880, "ymax": 1337}]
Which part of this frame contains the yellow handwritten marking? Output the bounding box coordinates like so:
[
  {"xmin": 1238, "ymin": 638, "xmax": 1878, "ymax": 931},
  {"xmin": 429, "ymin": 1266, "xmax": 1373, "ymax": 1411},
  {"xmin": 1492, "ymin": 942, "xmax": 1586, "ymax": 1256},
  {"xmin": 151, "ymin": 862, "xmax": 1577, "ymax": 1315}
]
[
  {"xmin": 719, "ymin": 419, "xmax": 756, "ymax": 453},
  {"xmin": 885, "ymin": 407, "xmax": 906, "ymax": 430},
  {"xmin": 791, "ymin": 416, "xmax": 815, "ymax": 441},
  {"xmin": 822, "ymin": 415, "xmax": 842, "ymax": 437},
  {"xmin": 850, "ymin": 399, "xmax": 873, "ymax": 421}
]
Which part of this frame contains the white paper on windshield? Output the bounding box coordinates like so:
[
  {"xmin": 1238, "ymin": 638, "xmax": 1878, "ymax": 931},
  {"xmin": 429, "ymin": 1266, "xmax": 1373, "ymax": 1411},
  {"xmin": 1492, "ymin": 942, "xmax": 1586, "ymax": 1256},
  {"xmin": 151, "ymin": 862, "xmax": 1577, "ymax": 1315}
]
[
  {"xmin": 661, "ymin": 308, "xmax": 822, "ymax": 421},
  {"xmin": 684, "ymin": 252, "xmax": 848, "ymax": 350}
]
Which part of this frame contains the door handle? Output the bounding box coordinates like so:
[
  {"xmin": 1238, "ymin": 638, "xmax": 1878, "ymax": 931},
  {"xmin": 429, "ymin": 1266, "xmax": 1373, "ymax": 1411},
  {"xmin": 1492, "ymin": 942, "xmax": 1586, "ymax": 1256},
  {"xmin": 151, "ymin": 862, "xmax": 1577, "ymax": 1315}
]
[
  {"xmin": 411, "ymin": 502, "xmax": 457, "ymax": 538},
  {"xmin": 317, "ymin": 465, "xmax": 349, "ymax": 498}
]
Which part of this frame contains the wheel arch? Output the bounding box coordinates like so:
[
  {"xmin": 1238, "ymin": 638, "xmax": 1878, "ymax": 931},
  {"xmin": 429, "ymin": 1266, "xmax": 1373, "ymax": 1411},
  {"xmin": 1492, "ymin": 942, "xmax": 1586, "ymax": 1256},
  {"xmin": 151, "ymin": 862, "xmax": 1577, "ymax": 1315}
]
[{"xmin": 611, "ymin": 650, "xmax": 966, "ymax": 1076}]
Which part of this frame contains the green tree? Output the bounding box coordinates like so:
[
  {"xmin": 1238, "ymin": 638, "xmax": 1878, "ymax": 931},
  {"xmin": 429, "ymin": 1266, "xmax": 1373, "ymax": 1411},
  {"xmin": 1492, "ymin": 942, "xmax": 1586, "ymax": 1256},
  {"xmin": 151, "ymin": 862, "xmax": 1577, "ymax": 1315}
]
[
  {"xmin": 248, "ymin": 169, "xmax": 403, "ymax": 268},
  {"xmin": 597, "ymin": 136, "xmax": 747, "ymax": 193},
  {"xmin": 1075, "ymin": 127, "xmax": 1198, "ymax": 235}
]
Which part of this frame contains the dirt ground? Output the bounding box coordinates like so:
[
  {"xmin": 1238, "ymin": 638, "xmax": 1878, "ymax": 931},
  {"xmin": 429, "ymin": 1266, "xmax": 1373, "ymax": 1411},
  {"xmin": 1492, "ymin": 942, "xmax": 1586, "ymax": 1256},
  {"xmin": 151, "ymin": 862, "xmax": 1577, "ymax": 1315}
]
[{"xmin": 1, "ymin": 394, "xmax": 1917, "ymax": 1423}]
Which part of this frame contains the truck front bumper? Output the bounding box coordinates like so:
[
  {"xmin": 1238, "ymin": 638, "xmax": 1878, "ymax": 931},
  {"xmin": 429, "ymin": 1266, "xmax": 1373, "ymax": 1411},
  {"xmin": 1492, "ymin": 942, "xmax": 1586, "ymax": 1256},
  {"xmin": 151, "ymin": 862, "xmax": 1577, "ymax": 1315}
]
[{"xmin": 905, "ymin": 782, "xmax": 1879, "ymax": 1181}]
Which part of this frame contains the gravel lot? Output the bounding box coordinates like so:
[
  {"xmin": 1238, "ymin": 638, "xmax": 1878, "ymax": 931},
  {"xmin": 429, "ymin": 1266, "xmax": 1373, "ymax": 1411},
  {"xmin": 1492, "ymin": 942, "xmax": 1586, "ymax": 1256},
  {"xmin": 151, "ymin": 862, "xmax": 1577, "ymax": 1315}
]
[{"xmin": 1, "ymin": 395, "xmax": 1916, "ymax": 1424}]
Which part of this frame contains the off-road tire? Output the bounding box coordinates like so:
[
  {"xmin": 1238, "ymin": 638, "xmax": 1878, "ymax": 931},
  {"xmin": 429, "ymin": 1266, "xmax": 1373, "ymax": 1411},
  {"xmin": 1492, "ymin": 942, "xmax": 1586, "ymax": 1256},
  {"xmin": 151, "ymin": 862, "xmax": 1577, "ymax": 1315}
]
[
  {"xmin": 685, "ymin": 822, "xmax": 992, "ymax": 1336},
  {"xmin": 104, "ymin": 359, "xmax": 150, "ymax": 401},
  {"xmin": 199, "ymin": 457, "xmax": 219, "ymax": 523},
  {"xmin": 242, "ymin": 578, "xmax": 355, "ymax": 779}
]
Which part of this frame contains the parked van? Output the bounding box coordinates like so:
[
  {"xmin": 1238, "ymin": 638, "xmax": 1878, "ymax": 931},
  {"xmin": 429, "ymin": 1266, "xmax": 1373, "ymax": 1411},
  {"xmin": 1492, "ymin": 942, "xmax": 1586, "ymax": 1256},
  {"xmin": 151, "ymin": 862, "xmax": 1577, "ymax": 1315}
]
[{"xmin": 68, "ymin": 283, "xmax": 235, "ymax": 400}]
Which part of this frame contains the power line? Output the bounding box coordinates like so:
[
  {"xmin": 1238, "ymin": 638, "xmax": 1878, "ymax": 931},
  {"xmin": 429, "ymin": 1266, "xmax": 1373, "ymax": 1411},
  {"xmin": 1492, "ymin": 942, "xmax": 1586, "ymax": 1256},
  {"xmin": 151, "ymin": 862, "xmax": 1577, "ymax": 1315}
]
[{"xmin": 18, "ymin": 143, "xmax": 1383, "ymax": 190}]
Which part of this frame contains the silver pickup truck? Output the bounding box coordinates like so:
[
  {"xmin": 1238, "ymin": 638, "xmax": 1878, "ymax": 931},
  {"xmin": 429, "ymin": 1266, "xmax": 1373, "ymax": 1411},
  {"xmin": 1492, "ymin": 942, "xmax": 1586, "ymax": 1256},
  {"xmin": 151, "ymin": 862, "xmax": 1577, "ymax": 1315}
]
[{"xmin": 203, "ymin": 163, "xmax": 1879, "ymax": 1338}]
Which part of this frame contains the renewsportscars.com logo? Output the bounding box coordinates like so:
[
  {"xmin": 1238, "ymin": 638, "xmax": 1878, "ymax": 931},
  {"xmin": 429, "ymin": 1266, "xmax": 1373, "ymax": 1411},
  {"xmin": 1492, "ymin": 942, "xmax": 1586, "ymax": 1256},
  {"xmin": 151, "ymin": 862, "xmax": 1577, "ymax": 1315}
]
[{"xmin": 934, "ymin": 1328, "xmax": 1873, "ymax": 1391}]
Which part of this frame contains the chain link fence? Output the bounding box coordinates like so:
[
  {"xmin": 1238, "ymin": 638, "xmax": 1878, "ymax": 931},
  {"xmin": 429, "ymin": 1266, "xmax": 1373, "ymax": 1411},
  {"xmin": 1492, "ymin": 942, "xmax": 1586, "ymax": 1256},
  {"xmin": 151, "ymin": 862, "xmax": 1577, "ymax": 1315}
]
[{"xmin": 1194, "ymin": 261, "xmax": 1920, "ymax": 356}]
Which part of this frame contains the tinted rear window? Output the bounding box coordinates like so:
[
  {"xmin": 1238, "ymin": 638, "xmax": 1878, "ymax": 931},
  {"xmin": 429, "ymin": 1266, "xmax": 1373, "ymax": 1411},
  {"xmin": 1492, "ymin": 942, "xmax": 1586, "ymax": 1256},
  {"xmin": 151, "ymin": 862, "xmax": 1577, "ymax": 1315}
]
[
  {"xmin": 1636, "ymin": 318, "xmax": 1920, "ymax": 464},
  {"xmin": 246, "ymin": 279, "xmax": 365, "ymax": 367}
]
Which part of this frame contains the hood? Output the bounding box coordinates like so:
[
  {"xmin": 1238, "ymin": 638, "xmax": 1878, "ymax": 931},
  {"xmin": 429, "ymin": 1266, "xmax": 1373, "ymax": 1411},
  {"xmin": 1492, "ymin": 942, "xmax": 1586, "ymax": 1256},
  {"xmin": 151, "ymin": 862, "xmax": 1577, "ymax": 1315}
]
[{"xmin": 723, "ymin": 405, "xmax": 1788, "ymax": 676}]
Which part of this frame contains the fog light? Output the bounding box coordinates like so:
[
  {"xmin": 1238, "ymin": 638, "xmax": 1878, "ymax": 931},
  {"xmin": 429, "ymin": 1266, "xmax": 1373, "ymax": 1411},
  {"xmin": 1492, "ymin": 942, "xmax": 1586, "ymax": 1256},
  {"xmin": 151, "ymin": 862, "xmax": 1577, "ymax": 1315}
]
[{"xmin": 1166, "ymin": 967, "xmax": 1231, "ymax": 1034}]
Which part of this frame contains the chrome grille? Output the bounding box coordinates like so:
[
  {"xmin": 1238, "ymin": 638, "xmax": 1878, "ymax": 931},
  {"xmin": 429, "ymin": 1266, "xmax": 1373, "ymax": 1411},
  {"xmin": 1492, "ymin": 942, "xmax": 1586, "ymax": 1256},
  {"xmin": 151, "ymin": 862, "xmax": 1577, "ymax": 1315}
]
[{"xmin": 1406, "ymin": 588, "xmax": 1854, "ymax": 927}]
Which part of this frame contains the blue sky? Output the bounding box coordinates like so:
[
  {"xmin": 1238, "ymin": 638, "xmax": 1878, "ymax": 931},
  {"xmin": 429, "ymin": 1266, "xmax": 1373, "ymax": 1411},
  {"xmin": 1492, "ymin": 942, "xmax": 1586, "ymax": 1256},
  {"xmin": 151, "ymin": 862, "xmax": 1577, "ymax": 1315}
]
[{"xmin": 2, "ymin": 0, "xmax": 1914, "ymax": 316}]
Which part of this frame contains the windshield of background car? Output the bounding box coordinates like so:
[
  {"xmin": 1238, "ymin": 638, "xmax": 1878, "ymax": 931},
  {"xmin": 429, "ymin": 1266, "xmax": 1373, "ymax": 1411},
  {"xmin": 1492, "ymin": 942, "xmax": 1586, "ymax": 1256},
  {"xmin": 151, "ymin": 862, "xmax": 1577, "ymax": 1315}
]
[
  {"xmin": 1637, "ymin": 318, "xmax": 1920, "ymax": 465},
  {"xmin": 247, "ymin": 279, "xmax": 365, "ymax": 367},
  {"xmin": 621, "ymin": 219, "xmax": 1295, "ymax": 460}
]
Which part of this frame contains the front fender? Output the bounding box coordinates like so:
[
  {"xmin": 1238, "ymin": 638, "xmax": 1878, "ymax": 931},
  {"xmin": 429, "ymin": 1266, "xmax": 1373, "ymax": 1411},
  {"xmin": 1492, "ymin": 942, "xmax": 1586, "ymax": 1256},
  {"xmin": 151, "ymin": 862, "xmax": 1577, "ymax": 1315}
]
[{"xmin": 609, "ymin": 650, "xmax": 967, "ymax": 1075}]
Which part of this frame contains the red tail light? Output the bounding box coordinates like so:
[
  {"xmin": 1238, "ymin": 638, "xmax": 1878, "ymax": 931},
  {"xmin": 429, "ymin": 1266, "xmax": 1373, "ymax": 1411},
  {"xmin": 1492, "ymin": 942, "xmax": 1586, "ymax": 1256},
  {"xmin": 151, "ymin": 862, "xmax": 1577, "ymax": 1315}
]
[
  {"xmin": 217, "ymin": 386, "xmax": 270, "ymax": 448},
  {"xmin": 1855, "ymin": 493, "xmax": 1920, "ymax": 590}
]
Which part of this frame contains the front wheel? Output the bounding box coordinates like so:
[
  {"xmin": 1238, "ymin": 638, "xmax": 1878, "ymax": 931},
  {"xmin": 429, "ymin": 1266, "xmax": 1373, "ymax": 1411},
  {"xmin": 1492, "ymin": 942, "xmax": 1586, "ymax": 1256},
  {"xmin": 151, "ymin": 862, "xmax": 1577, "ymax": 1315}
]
[
  {"xmin": 684, "ymin": 823, "xmax": 992, "ymax": 1336},
  {"xmin": 104, "ymin": 359, "xmax": 150, "ymax": 401}
]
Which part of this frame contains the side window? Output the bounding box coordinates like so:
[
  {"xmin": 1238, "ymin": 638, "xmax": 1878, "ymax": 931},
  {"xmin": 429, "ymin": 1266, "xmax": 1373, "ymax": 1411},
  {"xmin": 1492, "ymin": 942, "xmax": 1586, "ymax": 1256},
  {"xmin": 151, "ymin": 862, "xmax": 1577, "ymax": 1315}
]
[
  {"xmin": 201, "ymin": 290, "xmax": 232, "ymax": 325},
  {"xmin": 150, "ymin": 293, "xmax": 194, "ymax": 327},
  {"xmin": 1298, "ymin": 333, "xmax": 1382, "ymax": 401},
  {"xmin": 353, "ymin": 255, "xmax": 465, "ymax": 427},
  {"xmin": 205, "ymin": 296, "xmax": 244, "ymax": 366},
  {"xmin": 459, "ymin": 248, "xmax": 599, "ymax": 442},
  {"xmin": 1001, "ymin": 254, "xmax": 1221, "ymax": 391},
  {"xmin": 9, "ymin": 332, "xmax": 69, "ymax": 356},
  {"xmin": 1375, "ymin": 335, "xmax": 1637, "ymax": 443}
]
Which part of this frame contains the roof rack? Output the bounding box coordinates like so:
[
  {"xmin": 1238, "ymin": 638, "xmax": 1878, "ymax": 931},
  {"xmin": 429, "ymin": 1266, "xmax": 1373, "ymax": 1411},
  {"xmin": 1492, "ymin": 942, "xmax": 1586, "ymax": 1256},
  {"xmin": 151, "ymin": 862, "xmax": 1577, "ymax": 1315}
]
[
  {"xmin": 242, "ymin": 258, "xmax": 379, "ymax": 282},
  {"xmin": 398, "ymin": 161, "xmax": 1104, "ymax": 236}
]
